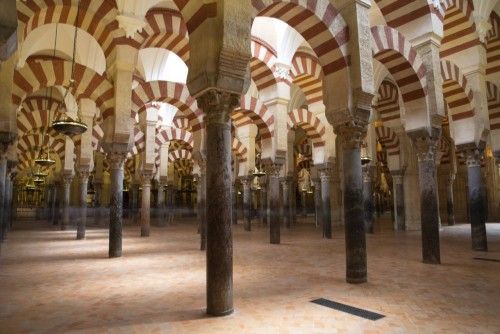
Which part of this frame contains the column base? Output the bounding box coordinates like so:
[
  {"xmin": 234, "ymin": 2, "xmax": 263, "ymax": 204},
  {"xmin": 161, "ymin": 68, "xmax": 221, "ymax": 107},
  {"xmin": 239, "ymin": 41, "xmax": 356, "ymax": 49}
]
[
  {"xmin": 422, "ymin": 258, "xmax": 440, "ymax": 265},
  {"xmin": 109, "ymin": 250, "xmax": 122, "ymax": 258},
  {"xmin": 76, "ymin": 233, "xmax": 85, "ymax": 240},
  {"xmin": 207, "ymin": 308, "xmax": 234, "ymax": 317},
  {"xmin": 141, "ymin": 227, "xmax": 150, "ymax": 237}
]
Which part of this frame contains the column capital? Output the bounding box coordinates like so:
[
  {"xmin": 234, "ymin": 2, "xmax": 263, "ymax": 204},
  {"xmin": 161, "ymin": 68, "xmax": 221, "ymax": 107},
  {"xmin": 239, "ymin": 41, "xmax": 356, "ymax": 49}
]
[
  {"xmin": 78, "ymin": 169, "xmax": 91, "ymax": 182},
  {"xmin": 61, "ymin": 173, "xmax": 73, "ymax": 186},
  {"xmin": 335, "ymin": 121, "xmax": 367, "ymax": 150},
  {"xmin": 197, "ymin": 89, "xmax": 240, "ymax": 125},
  {"xmin": 141, "ymin": 171, "xmax": 153, "ymax": 186},
  {"xmin": 239, "ymin": 175, "xmax": 252, "ymax": 186},
  {"xmin": 408, "ymin": 128, "xmax": 441, "ymax": 163},
  {"xmin": 390, "ymin": 169, "xmax": 405, "ymax": 184},
  {"xmin": 107, "ymin": 152, "xmax": 128, "ymax": 170},
  {"xmin": 262, "ymin": 162, "xmax": 283, "ymax": 177},
  {"xmin": 458, "ymin": 142, "xmax": 485, "ymax": 168}
]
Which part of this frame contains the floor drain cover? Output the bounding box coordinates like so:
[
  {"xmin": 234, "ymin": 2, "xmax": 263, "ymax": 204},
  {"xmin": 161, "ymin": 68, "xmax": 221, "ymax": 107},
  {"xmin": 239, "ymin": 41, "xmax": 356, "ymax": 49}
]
[
  {"xmin": 474, "ymin": 257, "xmax": 500, "ymax": 263},
  {"xmin": 311, "ymin": 298, "xmax": 385, "ymax": 321}
]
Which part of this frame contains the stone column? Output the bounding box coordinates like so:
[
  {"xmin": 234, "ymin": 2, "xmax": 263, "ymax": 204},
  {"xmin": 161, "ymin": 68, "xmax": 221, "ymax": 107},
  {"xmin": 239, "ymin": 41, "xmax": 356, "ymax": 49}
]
[
  {"xmin": 300, "ymin": 189, "xmax": 307, "ymax": 217},
  {"xmin": 140, "ymin": 171, "xmax": 152, "ymax": 237},
  {"xmin": 0, "ymin": 157, "xmax": 7, "ymax": 241},
  {"xmin": 260, "ymin": 178, "xmax": 268, "ymax": 226},
  {"xmin": 391, "ymin": 171, "xmax": 406, "ymax": 231},
  {"xmin": 411, "ymin": 132, "xmax": 441, "ymax": 264},
  {"xmin": 198, "ymin": 167, "xmax": 207, "ymax": 251},
  {"xmin": 241, "ymin": 176, "xmax": 252, "ymax": 231},
  {"xmin": 336, "ymin": 124, "xmax": 367, "ymax": 283},
  {"xmin": 61, "ymin": 173, "xmax": 73, "ymax": 231},
  {"xmin": 312, "ymin": 178, "xmax": 321, "ymax": 228},
  {"xmin": 232, "ymin": 182, "xmax": 238, "ymax": 225},
  {"xmin": 198, "ymin": 91, "xmax": 239, "ymax": 316},
  {"xmin": 93, "ymin": 181, "xmax": 102, "ymax": 226},
  {"xmin": 77, "ymin": 169, "xmax": 90, "ymax": 240},
  {"xmin": 54, "ymin": 182, "xmax": 61, "ymax": 227},
  {"xmin": 265, "ymin": 163, "xmax": 283, "ymax": 244},
  {"xmin": 281, "ymin": 176, "xmax": 292, "ymax": 229},
  {"xmin": 362, "ymin": 165, "xmax": 375, "ymax": 234},
  {"xmin": 446, "ymin": 173, "xmax": 455, "ymax": 226},
  {"xmin": 319, "ymin": 165, "xmax": 332, "ymax": 239},
  {"xmin": 463, "ymin": 144, "xmax": 488, "ymax": 251},
  {"xmin": 49, "ymin": 185, "xmax": 57, "ymax": 225},
  {"xmin": 107, "ymin": 153, "xmax": 127, "ymax": 258},
  {"xmin": 157, "ymin": 182, "xmax": 165, "ymax": 222}
]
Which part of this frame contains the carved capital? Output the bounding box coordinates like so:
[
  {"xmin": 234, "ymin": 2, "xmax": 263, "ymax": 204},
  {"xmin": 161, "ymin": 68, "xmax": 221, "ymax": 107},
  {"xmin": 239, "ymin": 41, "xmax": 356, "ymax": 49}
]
[
  {"xmin": 390, "ymin": 170, "xmax": 405, "ymax": 184},
  {"xmin": 263, "ymin": 162, "xmax": 283, "ymax": 178},
  {"xmin": 141, "ymin": 170, "xmax": 153, "ymax": 186},
  {"xmin": 197, "ymin": 89, "xmax": 240, "ymax": 125},
  {"xmin": 78, "ymin": 169, "xmax": 91, "ymax": 183},
  {"xmin": 408, "ymin": 128, "xmax": 441, "ymax": 163},
  {"xmin": 107, "ymin": 152, "xmax": 128, "ymax": 171},
  {"xmin": 459, "ymin": 143, "xmax": 484, "ymax": 168},
  {"xmin": 61, "ymin": 173, "xmax": 73, "ymax": 187},
  {"xmin": 335, "ymin": 123, "xmax": 367, "ymax": 150}
]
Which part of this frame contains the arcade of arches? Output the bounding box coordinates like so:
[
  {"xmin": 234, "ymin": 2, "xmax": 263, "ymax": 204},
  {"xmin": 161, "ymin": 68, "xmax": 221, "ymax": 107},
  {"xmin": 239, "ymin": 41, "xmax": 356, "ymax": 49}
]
[{"xmin": 0, "ymin": 0, "xmax": 499, "ymax": 332}]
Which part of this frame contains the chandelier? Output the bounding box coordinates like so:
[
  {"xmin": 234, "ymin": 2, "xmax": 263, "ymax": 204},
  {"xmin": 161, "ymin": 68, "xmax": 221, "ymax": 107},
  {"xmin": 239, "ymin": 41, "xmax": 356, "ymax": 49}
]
[
  {"xmin": 360, "ymin": 138, "xmax": 372, "ymax": 166},
  {"xmin": 51, "ymin": 0, "xmax": 87, "ymax": 137}
]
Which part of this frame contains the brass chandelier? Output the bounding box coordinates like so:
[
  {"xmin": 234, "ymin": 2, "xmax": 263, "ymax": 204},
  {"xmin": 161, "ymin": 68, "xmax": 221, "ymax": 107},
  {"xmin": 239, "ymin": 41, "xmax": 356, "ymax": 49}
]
[{"xmin": 51, "ymin": 0, "xmax": 87, "ymax": 137}]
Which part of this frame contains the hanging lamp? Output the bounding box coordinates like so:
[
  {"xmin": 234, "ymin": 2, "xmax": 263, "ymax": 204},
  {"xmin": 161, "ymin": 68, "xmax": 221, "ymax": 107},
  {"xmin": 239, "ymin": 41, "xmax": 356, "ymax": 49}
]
[
  {"xmin": 51, "ymin": 0, "xmax": 87, "ymax": 137},
  {"xmin": 360, "ymin": 139, "xmax": 372, "ymax": 166}
]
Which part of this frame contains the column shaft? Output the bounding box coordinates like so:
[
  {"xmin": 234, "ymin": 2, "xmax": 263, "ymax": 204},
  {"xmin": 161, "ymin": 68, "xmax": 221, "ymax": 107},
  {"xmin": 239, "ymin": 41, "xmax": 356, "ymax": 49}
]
[
  {"xmin": 446, "ymin": 176, "xmax": 455, "ymax": 226},
  {"xmin": 77, "ymin": 172, "xmax": 89, "ymax": 240},
  {"xmin": 320, "ymin": 168, "xmax": 332, "ymax": 239},
  {"xmin": 61, "ymin": 174, "xmax": 72, "ymax": 231},
  {"xmin": 266, "ymin": 165, "xmax": 282, "ymax": 244},
  {"xmin": 362, "ymin": 166, "xmax": 375, "ymax": 234},
  {"xmin": 281, "ymin": 178, "xmax": 291, "ymax": 229},
  {"xmin": 313, "ymin": 178, "xmax": 321, "ymax": 228},
  {"xmin": 337, "ymin": 125, "xmax": 367, "ymax": 283},
  {"xmin": 0, "ymin": 158, "xmax": 6, "ymax": 241},
  {"xmin": 464, "ymin": 147, "xmax": 488, "ymax": 251},
  {"xmin": 413, "ymin": 135, "xmax": 441, "ymax": 264},
  {"xmin": 392, "ymin": 173, "xmax": 406, "ymax": 231},
  {"xmin": 108, "ymin": 153, "xmax": 126, "ymax": 258},
  {"xmin": 201, "ymin": 91, "xmax": 237, "ymax": 316},
  {"xmin": 242, "ymin": 178, "xmax": 252, "ymax": 231},
  {"xmin": 141, "ymin": 173, "xmax": 152, "ymax": 237}
]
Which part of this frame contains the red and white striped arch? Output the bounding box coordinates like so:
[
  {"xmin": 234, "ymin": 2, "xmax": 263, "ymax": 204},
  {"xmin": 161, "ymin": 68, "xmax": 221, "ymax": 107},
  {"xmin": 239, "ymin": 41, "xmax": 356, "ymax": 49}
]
[
  {"xmin": 375, "ymin": 125, "xmax": 400, "ymax": 156},
  {"xmin": 233, "ymin": 95, "xmax": 274, "ymax": 140},
  {"xmin": 17, "ymin": 133, "xmax": 66, "ymax": 168},
  {"xmin": 17, "ymin": 1, "xmax": 118, "ymax": 59},
  {"xmin": 440, "ymin": 0, "xmax": 479, "ymax": 58},
  {"xmin": 168, "ymin": 149, "xmax": 192, "ymax": 162},
  {"xmin": 252, "ymin": 0, "xmax": 349, "ymax": 76},
  {"xmin": 232, "ymin": 137, "xmax": 248, "ymax": 163},
  {"xmin": 172, "ymin": 115, "xmax": 190, "ymax": 130},
  {"xmin": 371, "ymin": 26, "xmax": 427, "ymax": 108},
  {"xmin": 17, "ymin": 96, "xmax": 63, "ymax": 136},
  {"xmin": 291, "ymin": 52, "xmax": 323, "ymax": 104},
  {"xmin": 287, "ymin": 108, "xmax": 325, "ymax": 147},
  {"xmin": 373, "ymin": 0, "xmax": 438, "ymax": 28},
  {"xmin": 374, "ymin": 79, "xmax": 401, "ymax": 123},
  {"xmin": 138, "ymin": 8, "xmax": 190, "ymax": 62},
  {"xmin": 440, "ymin": 60, "xmax": 475, "ymax": 121},
  {"xmin": 156, "ymin": 126, "xmax": 194, "ymax": 149},
  {"xmin": 486, "ymin": 81, "xmax": 500, "ymax": 131},
  {"xmin": 487, "ymin": 12, "xmax": 500, "ymax": 77},
  {"xmin": 251, "ymin": 38, "xmax": 279, "ymax": 91},
  {"xmin": 437, "ymin": 134, "xmax": 452, "ymax": 165},
  {"xmin": 173, "ymin": 158, "xmax": 194, "ymax": 176},
  {"xmin": 129, "ymin": 126, "xmax": 146, "ymax": 157},
  {"xmin": 12, "ymin": 59, "xmax": 115, "ymax": 119},
  {"xmin": 132, "ymin": 80, "xmax": 203, "ymax": 132}
]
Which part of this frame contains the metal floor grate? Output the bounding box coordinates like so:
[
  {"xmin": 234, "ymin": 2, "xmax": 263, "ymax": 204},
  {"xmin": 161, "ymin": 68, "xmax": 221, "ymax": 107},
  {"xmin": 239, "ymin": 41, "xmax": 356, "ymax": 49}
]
[
  {"xmin": 311, "ymin": 298, "xmax": 385, "ymax": 321},
  {"xmin": 474, "ymin": 257, "xmax": 500, "ymax": 263}
]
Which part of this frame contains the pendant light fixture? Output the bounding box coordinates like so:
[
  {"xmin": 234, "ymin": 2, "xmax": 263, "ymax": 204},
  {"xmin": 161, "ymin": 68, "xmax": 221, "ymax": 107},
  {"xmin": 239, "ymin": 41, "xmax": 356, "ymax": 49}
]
[
  {"xmin": 252, "ymin": 153, "xmax": 266, "ymax": 177},
  {"xmin": 51, "ymin": 0, "xmax": 87, "ymax": 137}
]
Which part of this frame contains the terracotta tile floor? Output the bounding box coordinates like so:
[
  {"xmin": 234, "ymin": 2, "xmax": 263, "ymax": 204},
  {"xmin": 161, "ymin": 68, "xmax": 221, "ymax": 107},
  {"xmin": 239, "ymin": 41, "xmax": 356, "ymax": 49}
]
[{"xmin": 0, "ymin": 218, "xmax": 499, "ymax": 334}]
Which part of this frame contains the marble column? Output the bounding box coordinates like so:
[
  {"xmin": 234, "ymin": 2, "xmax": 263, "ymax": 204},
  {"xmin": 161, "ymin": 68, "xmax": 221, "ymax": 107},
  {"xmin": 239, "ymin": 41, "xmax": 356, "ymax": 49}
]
[
  {"xmin": 362, "ymin": 165, "xmax": 375, "ymax": 234},
  {"xmin": 411, "ymin": 132, "xmax": 441, "ymax": 264},
  {"xmin": 312, "ymin": 178, "xmax": 321, "ymax": 228},
  {"xmin": 198, "ymin": 171, "xmax": 207, "ymax": 251},
  {"xmin": 301, "ymin": 190, "xmax": 307, "ymax": 217},
  {"xmin": 319, "ymin": 166, "xmax": 332, "ymax": 239},
  {"xmin": 232, "ymin": 182, "xmax": 238, "ymax": 225},
  {"xmin": 54, "ymin": 182, "xmax": 61, "ymax": 227},
  {"xmin": 107, "ymin": 153, "xmax": 126, "ymax": 258},
  {"xmin": 61, "ymin": 173, "xmax": 73, "ymax": 231},
  {"xmin": 93, "ymin": 181, "xmax": 102, "ymax": 226},
  {"xmin": 199, "ymin": 91, "xmax": 238, "ymax": 316},
  {"xmin": 0, "ymin": 157, "xmax": 7, "ymax": 242},
  {"xmin": 157, "ymin": 182, "xmax": 165, "ymax": 222},
  {"xmin": 241, "ymin": 176, "xmax": 252, "ymax": 231},
  {"xmin": 391, "ymin": 171, "xmax": 406, "ymax": 231},
  {"xmin": 464, "ymin": 145, "xmax": 488, "ymax": 251},
  {"xmin": 140, "ymin": 171, "xmax": 152, "ymax": 237},
  {"xmin": 281, "ymin": 176, "xmax": 292, "ymax": 229},
  {"xmin": 49, "ymin": 185, "xmax": 57, "ymax": 225},
  {"xmin": 446, "ymin": 174, "xmax": 455, "ymax": 226},
  {"xmin": 260, "ymin": 178, "xmax": 268, "ymax": 226},
  {"xmin": 265, "ymin": 163, "xmax": 283, "ymax": 244},
  {"xmin": 77, "ymin": 170, "xmax": 90, "ymax": 240},
  {"xmin": 4, "ymin": 171, "xmax": 12, "ymax": 235},
  {"xmin": 336, "ymin": 124, "xmax": 367, "ymax": 283}
]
